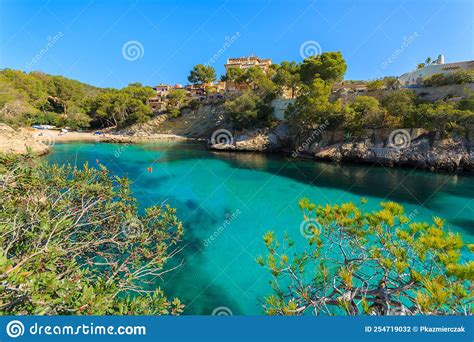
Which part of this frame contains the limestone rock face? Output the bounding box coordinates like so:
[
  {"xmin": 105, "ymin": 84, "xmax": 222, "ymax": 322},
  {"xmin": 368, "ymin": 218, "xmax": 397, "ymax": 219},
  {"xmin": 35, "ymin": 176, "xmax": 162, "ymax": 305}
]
[
  {"xmin": 211, "ymin": 124, "xmax": 473, "ymax": 172},
  {"xmin": 210, "ymin": 123, "xmax": 291, "ymax": 152},
  {"xmin": 273, "ymin": 123, "xmax": 290, "ymax": 141},
  {"xmin": 308, "ymin": 132, "xmax": 473, "ymax": 172}
]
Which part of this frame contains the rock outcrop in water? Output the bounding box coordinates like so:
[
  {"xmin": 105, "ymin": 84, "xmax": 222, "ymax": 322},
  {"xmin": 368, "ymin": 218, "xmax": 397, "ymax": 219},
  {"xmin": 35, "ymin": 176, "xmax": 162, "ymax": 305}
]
[
  {"xmin": 210, "ymin": 125, "xmax": 474, "ymax": 172},
  {"xmin": 210, "ymin": 123, "xmax": 291, "ymax": 152}
]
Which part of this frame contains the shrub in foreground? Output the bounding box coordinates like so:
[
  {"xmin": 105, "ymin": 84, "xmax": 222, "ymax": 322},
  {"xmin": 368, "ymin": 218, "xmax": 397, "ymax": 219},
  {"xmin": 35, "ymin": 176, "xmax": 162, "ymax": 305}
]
[{"xmin": 0, "ymin": 154, "xmax": 184, "ymax": 315}]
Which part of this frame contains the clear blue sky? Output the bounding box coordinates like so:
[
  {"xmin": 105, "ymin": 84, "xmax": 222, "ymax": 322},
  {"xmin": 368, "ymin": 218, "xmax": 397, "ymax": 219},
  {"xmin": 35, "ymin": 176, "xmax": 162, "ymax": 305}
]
[{"xmin": 1, "ymin": 0, "xmax": 472, "ymax": 88}]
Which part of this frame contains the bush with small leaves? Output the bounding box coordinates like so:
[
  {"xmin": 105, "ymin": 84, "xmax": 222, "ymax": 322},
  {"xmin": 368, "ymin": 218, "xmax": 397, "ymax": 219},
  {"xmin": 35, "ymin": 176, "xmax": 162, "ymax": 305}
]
[
  {"xmin": 258, "ymin": 198, "xmax": 472, "ymax": 315},
  {"xmin": 0, "ymin": 154, "xmax": 184, "ymax": 315}
]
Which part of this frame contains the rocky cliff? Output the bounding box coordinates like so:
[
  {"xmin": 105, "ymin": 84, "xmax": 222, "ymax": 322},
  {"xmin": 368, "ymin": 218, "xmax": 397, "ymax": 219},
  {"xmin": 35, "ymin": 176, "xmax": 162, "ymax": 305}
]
[
  {"xmin": 121, "ymin": 104, "xmax": 229, "ymax": 138},
  {"xmin": 211, "ymin": 126, "xmax": 474, "ymax": 173},
  {"xmin": 117, "ymin": 103, "xmax": 474, "ymax": 173}
]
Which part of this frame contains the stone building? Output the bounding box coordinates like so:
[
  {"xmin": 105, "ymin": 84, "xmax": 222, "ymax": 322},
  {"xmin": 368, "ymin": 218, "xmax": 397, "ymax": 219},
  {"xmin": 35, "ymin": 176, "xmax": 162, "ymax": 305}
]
[
  {"xmin": 224, "ymin": 55, "xmax": 272, "ymax": 74},
  {"xmin": 224, "ymin": 56, "xmax": 272, "ymax": 91}
]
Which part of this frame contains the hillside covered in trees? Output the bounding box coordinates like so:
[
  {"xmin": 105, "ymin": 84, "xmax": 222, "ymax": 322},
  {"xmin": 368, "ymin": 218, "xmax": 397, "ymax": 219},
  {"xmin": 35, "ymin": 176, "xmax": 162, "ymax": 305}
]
[
  {"xmin": 0, "ymin": 69, "xmax": 155, "ymax": 129},
  {"xmin": 1, "ymin": 51, "xmax": 474, "ymax": 138},
  {"xmin": 181, "ymin": 53, "xmax": 474, "ymax": 137}
]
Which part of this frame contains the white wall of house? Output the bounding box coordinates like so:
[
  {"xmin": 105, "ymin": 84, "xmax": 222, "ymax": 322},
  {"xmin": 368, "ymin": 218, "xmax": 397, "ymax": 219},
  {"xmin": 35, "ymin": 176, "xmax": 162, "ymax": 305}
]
[
  {"xmin": 271, "ymin": 98, "xmax": 296, "ymax": 120},
  {"xmin": 398, "ymin": 60, "xmax": 474, "ymax": 87}
]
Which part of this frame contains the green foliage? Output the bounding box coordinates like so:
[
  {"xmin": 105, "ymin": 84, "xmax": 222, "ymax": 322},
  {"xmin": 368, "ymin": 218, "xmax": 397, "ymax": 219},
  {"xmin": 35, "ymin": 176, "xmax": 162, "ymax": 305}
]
[
  {"xmin": 382, "ymin": 76, "xmax": 398, "ymax": 89},
  {"xmin": 380, "ymin": 89, "xmax": 417, "ymax": 127},
  {"xmin": 415, "ymin": 101, "xmax": 474, "ymax": 134},
  {"xmin": 225, "ymin": 68, "xmax": 245, "ymax": 83},
  {"xmin": 350, "ymin": 96, "xmax": 381, "ymax": 117},
  {"xmin": 286, "ymin": 78, "xmax": 346, "ymax": 129},
  {"xmin": 224, "ymin": 90, "xmax": 272, "ymax": 129},
  {"xmin": 63, "ymin": 107, "xmax": 92, "ymax": 129},
  {"xmin": 0, "ymin": 154, "xmax": 184, "ymax": 315},
  {"xmin": 273, "ymin": 61, "xmax": 300, "ymax": 98},
  {"xmin": 425, "ymin": 57, "xmax": 435, "ymax": 65},
  {"xmin": 123, "ymin": 83, "xmax": 156, "ymax": 103},
  {"xmin": 71, "ymin": 83, "xmax": 155, "ymax": 128},
  {"xmin": 345, "ymin": 96, "xmax": 385, "ymax": 131},
  {"xmin": 89, "ymin": 88, "xmax": 153, "ymax": 128},
  {"xmin": 243, "ymin": 67, "xmax": 266, "ymax": 89},
  {"xmin": 166, "ymin": 89, "xmax": 188, "ymax": 118},
  {"xmin": 225, "ymin": 67, "xmax": 276, "ymax": 96},
  {"xmin": 223, "ymin": 56, "xmax": 351, "ymax": 130},
  {"xmin": 423, "ymin": 70, "xmax": 474, "ymax": 87},
  {"xmin": 0, "ymin": 69, "xmax": 155, "ymax": 129},
  {"xmin": 188, "ymin": 64, "xmax": 216, "ymax": 85},
  {"xmin": 422, "ymin": 74, "xmax": 445, "ymax": 87},
  {"xmin": 253, "ymin": 76, "xmax": 277, "ymax": 100},
  {"xmin": 23, "ymin": 111, "xmax": 63, "ymax": 127},
  {"xmin": 1, "ymin": 70, "xmax": 50, "ymax": 109},
  {"xmin": 259, "ymin": 198, "xmax": 472, "ymax": 315},
  {"xmin": 279, "ymin": 52, "xmax": 472, "ymax": 135},
  {"xmin": 377, "ymin": 90, "xmax": 474, "ymax": 131},
  {"xmin": 299, "ymin": 52, "xmax": 347, "ymax": 85},
  {"xmin": 168, "ymin": 89, "xmax": 187, "ymax": 107},
  {"xmin": 366, "ymin": 79, "xmax": 385, "ymax": 91},
  {"xmin": 222, "ymin": 66, "xmax": 277, "ymax": 129},
  {"xmin": 458, "ymin": 95, "xmax": 474, "ymax": 111}
]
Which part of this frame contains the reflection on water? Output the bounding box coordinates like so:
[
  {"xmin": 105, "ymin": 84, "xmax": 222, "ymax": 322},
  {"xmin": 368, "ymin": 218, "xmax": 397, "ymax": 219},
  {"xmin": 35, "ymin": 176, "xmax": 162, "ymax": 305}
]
[{"xmin": 210, "ymin": 147, "xmax": 473, "ymax": 208}]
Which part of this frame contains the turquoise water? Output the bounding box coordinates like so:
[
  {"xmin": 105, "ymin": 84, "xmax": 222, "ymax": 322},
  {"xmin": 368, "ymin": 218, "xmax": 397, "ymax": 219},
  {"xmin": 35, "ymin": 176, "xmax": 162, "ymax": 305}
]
[{"xmin": 46, "ymin": 142, "xmax": 474, "ymax": 315}]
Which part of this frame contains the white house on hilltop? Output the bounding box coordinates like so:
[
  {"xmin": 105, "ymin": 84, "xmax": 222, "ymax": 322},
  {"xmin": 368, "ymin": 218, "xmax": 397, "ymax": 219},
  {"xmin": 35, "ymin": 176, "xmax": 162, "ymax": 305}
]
[{"xmin": 398, "ymin": 54, "xmax": 474, "ymax": 87}]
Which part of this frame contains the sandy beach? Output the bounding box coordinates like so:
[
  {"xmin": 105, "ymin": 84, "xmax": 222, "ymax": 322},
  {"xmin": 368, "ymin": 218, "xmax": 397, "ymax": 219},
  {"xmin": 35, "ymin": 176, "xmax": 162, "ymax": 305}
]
[
  {"xmin": 28, "ymin": 128, "xmax": 195, "ymax": 143},
  {"xmin": 0, "ymin": 124, "xmax": 51, "ymax": 155},
  {"xmin": 0, "ymin": 124, "xmax": 199, "ymax": 156}
]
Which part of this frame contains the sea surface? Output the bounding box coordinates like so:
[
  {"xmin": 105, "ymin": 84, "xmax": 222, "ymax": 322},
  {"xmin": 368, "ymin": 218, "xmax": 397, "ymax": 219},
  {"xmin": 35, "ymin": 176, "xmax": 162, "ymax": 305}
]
[{"xmin": 46, "ymin": 141, "xmax": 474, "ymax": 315}]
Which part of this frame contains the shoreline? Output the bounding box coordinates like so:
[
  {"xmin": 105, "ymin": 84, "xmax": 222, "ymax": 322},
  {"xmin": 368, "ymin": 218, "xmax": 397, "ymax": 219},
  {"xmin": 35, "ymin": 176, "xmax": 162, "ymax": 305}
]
[
  {"xmin": 2, "ymin": 125, "xmax": 473, "ymax": 174},
  {"xmin": 0, "ymin": 124, "xmax": 203, "ymax": 156},
  {"xmin": 210, "ymin": 126, "xmax": 474, "ymax": 173},
  {"xmin": 29, "ymin": 128, "xmax": 201, "ymax": 144}
]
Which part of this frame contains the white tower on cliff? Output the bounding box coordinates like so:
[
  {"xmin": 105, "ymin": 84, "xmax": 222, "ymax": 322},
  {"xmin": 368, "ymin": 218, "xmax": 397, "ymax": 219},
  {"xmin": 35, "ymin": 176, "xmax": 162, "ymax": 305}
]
[{"xmin": 436, "ymin": 54, "xmax": 445, "ymax": 65}]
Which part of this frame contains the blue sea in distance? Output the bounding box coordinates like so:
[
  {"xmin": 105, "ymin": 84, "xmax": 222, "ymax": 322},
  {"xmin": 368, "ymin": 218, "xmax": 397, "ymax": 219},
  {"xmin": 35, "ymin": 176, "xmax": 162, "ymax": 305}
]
[{"xmin": 46, "ymin": 141, "xmax": 474, "ymax": 315}]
